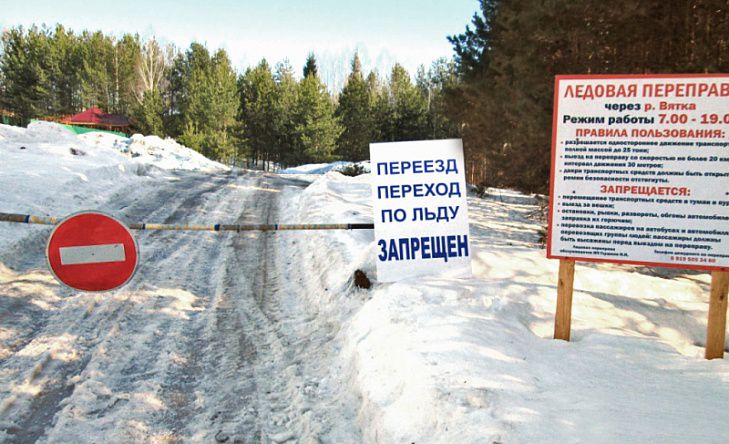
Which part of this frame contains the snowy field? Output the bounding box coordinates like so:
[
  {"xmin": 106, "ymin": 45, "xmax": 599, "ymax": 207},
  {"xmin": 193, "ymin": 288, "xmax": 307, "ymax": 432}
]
[{"xmin": 0, "ymin": 123, "xmax": 728, "ymax": 443}]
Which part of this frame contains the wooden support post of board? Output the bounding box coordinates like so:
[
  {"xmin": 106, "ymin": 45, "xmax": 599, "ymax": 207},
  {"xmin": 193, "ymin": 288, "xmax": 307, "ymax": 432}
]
[
  {"xmin": 705, "ymin": 271, "xmax": 729, "ymax": 360},
  {"xmin": 554, "ymin": 259, "xmax": 576, "ymax": 341}
]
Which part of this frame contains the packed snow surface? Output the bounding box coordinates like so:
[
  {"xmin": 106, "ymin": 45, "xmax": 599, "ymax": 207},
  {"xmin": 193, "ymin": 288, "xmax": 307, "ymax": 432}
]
[{"xmin": 0, "ymin": 124, "xmax": 727, "ymax": 443}]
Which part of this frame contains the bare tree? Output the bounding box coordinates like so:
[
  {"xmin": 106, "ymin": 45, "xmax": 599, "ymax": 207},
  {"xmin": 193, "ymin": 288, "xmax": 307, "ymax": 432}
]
[{"xmin": 134, "ymin": 38, "xmax": 167, "ymax": 104}]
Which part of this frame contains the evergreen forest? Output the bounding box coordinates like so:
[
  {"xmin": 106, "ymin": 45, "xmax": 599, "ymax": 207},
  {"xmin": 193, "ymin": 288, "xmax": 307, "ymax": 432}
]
[{"xmin": 1, "ymin": 0, "xmax": 728, "ymax": 193}]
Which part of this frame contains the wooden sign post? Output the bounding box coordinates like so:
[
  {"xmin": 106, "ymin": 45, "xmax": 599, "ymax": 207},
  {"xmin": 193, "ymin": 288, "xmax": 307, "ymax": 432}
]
[
  {"xmin": 553, "ymin": 259, "xmax": 575, "ymax": 341},
  {"xmin": 554, "ymin": 266, "xmax": 729, "ymax": 360},
  {"xmin": 705, "ymin": 271, "xmax": 729, "ymax": 360}
]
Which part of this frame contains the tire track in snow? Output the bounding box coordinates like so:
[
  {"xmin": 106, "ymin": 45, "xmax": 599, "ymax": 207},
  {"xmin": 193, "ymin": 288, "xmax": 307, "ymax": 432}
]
[
  {"xmin": 204, "ymin": 177, "xmax": 287, "ymax": 442},
  {"xmin": 2, "ymin": 170, "xmax": 361, "ymax": 443},
  {"xmin": 0, "ymin": 171, "xmax": 241, "ymax": 443},
  {"xmin": 177, "ymin": 174, "xmax": 362, "ymax": 443},
  {"xmin": 142, "ymin": 174, "xmax": 289, "ymax": 442},
  {"xmin": 150, "ymin": 174, "xmax": 271, "ymax": 442}
]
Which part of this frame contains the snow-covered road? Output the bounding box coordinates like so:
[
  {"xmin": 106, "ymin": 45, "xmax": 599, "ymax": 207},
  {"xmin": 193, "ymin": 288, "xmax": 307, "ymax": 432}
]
[{"xmin": 0, "ymin": 170, "xmax": 360, "ymax": 443}]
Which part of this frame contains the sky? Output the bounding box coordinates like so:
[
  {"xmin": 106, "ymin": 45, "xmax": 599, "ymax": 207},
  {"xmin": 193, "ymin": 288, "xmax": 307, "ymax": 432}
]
[{"xmin": 0, "ymin": 0, "xmax": 479, "ymax": 90}]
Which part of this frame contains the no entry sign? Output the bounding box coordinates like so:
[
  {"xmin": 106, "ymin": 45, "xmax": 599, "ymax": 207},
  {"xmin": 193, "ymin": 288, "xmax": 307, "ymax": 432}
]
[{"xmin": 46, "ymin": 212, "xmax": 138, "ymax": 291}]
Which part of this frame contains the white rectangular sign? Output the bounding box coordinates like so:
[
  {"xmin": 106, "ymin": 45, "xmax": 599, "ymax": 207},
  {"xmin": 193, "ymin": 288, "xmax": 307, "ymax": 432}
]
[
  {"xmin": 370, "ymin": 139, "xmax": 472, "ymax": 282},
  {"xmin": 60, "ymin": 243, "xmax": 126, "ymax": 265},
  {"xmin": 549, "ymin": 75, "xmax": 729, "ymax": 270}
]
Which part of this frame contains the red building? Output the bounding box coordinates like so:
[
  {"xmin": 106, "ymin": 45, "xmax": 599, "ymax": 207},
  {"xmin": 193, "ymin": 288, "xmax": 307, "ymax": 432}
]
[{"xmin": 60, "ymin": 107, "xmax": 130, "ymax": 133}]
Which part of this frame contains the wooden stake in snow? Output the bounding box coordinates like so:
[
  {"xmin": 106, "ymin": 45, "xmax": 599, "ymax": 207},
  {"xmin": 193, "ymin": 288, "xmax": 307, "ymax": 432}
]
[
  {"xmin": 705, "ymin": 271, "xmax": 729, "ymax": 360},
  {"xmin": 553, "ymin": 259, "xmax": 576, "ymax": 341}
]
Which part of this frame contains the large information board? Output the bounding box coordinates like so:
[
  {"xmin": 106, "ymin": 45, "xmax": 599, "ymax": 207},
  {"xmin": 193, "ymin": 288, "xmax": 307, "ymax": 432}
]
[
  {"xmin": 370, "ymin": 139, "xmax": 472, "ymax": 282},
  {"xmin": 549, "ymin": 75, "xmax": 729, "ymax": 270}
]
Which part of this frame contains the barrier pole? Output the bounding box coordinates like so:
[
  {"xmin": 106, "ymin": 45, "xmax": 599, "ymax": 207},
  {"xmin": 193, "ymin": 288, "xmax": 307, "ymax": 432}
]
[{"xmin": 0, "ymin": 212, "xmax": 373, "ymax": 232}]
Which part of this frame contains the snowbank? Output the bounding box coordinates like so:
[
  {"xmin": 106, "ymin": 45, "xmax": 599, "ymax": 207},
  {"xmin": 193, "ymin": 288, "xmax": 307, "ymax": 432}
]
[
  {"xmin": 280, "ymin": 161, "xmax": 370, "ymax": 175},
  {"xmin": 0, "ymin": 122, "xmax": 144, "ymax": 218},
  {"xmin": 278, "ymin": 170, "xmax": 376, "ymax": 316},
  {"xmin": 0, "ymin": 122, "xmax": 227, "ymax": 249},
  {"xmin": 78, "ymin": 131, "xmax": 228, "ymax": 172},
  {"xmin": 282, "ymin": 171, "xmax": 729, "ymax": 443}
]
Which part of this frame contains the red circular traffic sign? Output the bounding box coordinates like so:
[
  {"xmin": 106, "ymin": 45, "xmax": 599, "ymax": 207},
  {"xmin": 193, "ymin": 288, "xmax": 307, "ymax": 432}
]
[{"xmin": 46, "ymin": 212, "xmax": 138, "ymax": 292}]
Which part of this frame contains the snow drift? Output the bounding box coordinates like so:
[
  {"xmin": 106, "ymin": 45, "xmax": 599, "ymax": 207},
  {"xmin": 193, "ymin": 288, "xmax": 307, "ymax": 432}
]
[
  {"xmin": 282, "ymin": 171, "xmax": 729, "ymax": 443},
  {"xmin": 0, "ymin": 121, "xmax": 227, "ymax": 249}
]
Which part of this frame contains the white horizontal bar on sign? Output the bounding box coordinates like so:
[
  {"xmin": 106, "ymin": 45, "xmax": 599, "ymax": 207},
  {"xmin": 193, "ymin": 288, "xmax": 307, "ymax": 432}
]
[{"xmin": 59, "ymin": 243, "xmax": 126, "ymax": 265}]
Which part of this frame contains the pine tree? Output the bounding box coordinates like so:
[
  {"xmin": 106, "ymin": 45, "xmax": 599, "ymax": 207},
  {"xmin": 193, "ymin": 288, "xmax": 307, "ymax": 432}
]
[
  {"xmin": 0, "ymin": 26, "xmax": 53, "ymax": 124},
  {"xmin": 296, "ymin": 66, "xmax": 342, "ymax": 163},
  {"xmin": 238, "ymin": 59, "xmax": 277, "ymax": 166},
  {"xmin": 303, "ymin": 52, "xmax": 318, "ymax": 78},
  {"xmin": 174, "ymin": 44, "xmax": 239, "ymax": 161},
  {"xmin": 448, "ymin": 0, "xmax": 729, "ymax": 192},
  {"xmin": 273, "ymin": 60, "xmax": 299, "ymax": 167},
  {"xmin": 48, "ymin": 25, "xmax": 82, "ymax": 115},
  {"xmin": 133, "ymin": 89, "xmax": 164, "ymax": 136},
  {"xmin": 112, "ymin": 34, "xmax": 141, "ymax": 114},
  {"xmin": 205, "ymin": 49, "xmax": 239, "ymax": 161},
  {"xmin": 368, "ymin": 71, "xmax": 393, "ymax": 143},
  {"xmin": 447, "ymin": 0, "xmax": 498, "ymax": 78},
  {"xmin": 164, "ymin": 52, "xmax": 188, "ymax": 137},
  {"xmin": 178, "ymin": 43, "xmax": 212, "ymax": 152},
  {"xmin": 423, "ymin": 58, "xmax": 460, "ymax": 140},
  {"xmin": 388, "ymin": 64, "xmax": 427, "ymax": 141},
  {"xmin": 336, "ymin": 53, "xmax": 373, "ymax": 161},
  {"xmin": 78, "ymin": 30, "xmax": 115, "ymax": 110},
  {"xmin": 0, "ymin": 27, "xmax": 32, "ymax": 124}
]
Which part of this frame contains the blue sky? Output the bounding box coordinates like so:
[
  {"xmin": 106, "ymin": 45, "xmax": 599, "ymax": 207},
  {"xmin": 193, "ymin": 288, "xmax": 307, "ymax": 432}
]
[{"xmin": 1, "ymin": 0, "xmax": 478, "ymax": 88}]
